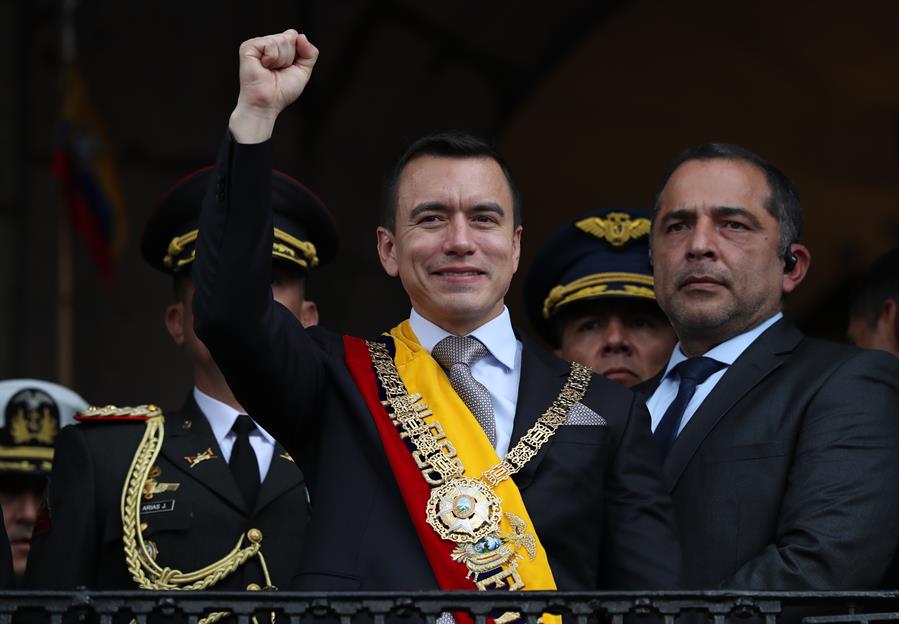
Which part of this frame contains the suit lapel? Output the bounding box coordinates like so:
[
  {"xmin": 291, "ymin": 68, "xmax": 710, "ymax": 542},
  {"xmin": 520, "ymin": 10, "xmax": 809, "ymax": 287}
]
[
  {"xmin": 254, "ymin": 443, "xmax": 304, "ymax": 514},
  {"xmin": 663, "ymin": 318, "xmax": 803, "ymax": 490},
  {"xmin": 161, "ymin": 397, "xmax": 248, "ymax": 514},
  {"xmin": 509, "ymin": 336, "xmax": 569, "ymax": 489}
]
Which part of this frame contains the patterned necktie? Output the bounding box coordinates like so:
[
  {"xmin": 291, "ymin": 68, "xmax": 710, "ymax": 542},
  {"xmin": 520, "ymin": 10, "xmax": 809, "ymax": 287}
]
[
  {"xmin": 229, "ymin": 414, "xmax": 260, "ymax": 510},
  {"xmin": 432, "ymin": 335, "xmax": 497, "ymax": 446},
  {"xmin": 654, "ymin": 356, "xmax": 726, "ymax": 460}
]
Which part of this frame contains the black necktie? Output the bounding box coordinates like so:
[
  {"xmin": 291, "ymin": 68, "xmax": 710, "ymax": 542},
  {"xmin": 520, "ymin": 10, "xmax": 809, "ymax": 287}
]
[
  {"xmin": 229, "ymin": 414, "xmax": 260, "ymax": 510},
  {"xmin": 654, "ymin": 357, "xmax": 726, "ymax": 460}
]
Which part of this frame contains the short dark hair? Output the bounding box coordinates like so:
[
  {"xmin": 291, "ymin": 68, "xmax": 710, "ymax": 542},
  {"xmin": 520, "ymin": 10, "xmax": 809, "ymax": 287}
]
[
  {"xmin": 380, "ymin": 130, "xmax": 522, "ymax": 232},
  {"xmin": 850, "ymin": 246, "xmax": 899, "ymax": 327},
  {"xmin": 651, "ymin": 143, "xmax": 802, "ymax": 256}
]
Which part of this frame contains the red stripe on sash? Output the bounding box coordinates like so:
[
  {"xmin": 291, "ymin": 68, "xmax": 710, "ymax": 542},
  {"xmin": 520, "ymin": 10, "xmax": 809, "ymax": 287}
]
[{"xmin": 343, "ymin": 335, "xmax": 477, "ymax": 599}]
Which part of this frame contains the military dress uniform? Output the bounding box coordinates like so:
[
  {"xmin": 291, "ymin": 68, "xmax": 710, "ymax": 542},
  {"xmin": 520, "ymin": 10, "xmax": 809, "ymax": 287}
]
[
  {"xmin": 26, "ymin": 401, "xmax": 307, "ymax": 590},
  {"xmin": 25, "ymin": 167, "xmax": 338, "ymax": 593}
]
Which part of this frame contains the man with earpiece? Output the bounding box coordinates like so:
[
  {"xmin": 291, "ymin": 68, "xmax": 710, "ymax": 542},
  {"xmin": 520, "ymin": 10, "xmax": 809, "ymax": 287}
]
[{"xmin": 637, "ymin": 143, "xmax": 899, "ymax": 590}]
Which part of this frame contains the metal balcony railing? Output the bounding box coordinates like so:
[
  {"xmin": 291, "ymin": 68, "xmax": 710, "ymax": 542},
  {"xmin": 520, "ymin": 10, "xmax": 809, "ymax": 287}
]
[{"xmin": 2, "ymin": 591, "xmax": 899, "ymax": 624}]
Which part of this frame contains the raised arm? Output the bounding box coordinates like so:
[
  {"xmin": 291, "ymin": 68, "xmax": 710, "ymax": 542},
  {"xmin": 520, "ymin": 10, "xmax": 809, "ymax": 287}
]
[
  {"xmin": 229, "ymin": 29, "xmax": 319, "ymax": 143},
  {"xmin": 192, "ymin": 29, "xmax": 325, "ymax": 452}
]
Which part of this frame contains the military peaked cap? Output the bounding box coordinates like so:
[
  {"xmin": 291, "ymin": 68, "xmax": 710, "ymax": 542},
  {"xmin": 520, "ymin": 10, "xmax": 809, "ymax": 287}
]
[
  {"xmin": 0, "ymin": 379, "xmax": 86, "ymax": 475},
  {"xmin": 524, "ymin": 208, "xmax": 658, "ymax": 343},
  {"xmin": 141, "ymin": 166, "xmax": 338, "ymax": 274}
]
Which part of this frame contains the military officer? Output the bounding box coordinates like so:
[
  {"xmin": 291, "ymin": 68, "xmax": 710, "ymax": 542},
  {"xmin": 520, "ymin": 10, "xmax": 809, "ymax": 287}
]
[
  {"xmin": 0, "ymin": 379, "xmax": 85, "ymax": 585},
  {"xmin": 25, "ymin": 167, "xmax": 338, "ymax": 592},
  {"xmin": 524, "ymin": 208, "xmax": 677, "ymax": 387}
]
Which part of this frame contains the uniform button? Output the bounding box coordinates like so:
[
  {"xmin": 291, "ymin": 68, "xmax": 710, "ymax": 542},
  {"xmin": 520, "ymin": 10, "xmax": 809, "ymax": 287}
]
[
  {"xmin": 247, "ymin": 528, "xmax": 263, "ymax": 544},
  {"xmin": 246, "ymin": 583, "xmax": 261, "ymax": 591}
]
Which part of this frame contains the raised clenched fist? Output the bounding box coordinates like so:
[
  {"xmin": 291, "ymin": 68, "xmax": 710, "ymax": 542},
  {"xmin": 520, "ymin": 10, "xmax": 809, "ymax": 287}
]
[{"xmin": 229, "ymin": 29, "xmax": 319, "ymax": 144}]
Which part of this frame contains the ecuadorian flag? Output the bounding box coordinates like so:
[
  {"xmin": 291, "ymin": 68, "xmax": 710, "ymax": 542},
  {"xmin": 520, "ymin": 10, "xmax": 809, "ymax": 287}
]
[{"xmin": 52, "ymin": 63, "xmax": 127, "ymax": 286}]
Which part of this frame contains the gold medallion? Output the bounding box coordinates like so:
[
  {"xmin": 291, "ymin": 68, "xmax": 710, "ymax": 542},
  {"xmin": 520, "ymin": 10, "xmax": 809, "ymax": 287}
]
[{"xmin": 426, "ymin": 477, "xmax": 502, "ymax": 543}]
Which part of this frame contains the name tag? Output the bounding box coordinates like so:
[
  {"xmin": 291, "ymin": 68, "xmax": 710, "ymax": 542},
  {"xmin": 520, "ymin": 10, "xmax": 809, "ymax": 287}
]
[{"xmin": 140, "ymin": 499, "xmax": 175, "ymax": 514}]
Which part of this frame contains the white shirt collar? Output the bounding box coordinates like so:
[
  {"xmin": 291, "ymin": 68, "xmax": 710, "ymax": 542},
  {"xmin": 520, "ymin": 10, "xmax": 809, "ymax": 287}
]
[
  {"xmin": 192, "ymin": 387, "xmax": 275, "ymax": 446},
  {"xmin": 408, "ymin": 307, "xmax": 518, "ymax": 371},
  {"xmin": 662, "ymin": 312, "xmax": 783, "ymax": 378}
]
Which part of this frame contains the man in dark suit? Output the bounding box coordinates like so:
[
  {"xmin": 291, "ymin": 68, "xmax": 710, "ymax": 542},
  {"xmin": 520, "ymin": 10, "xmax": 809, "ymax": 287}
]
[
  {"xmin": 192, "ymin": 29, "xmax": 681, "ymax": 594},
  {"xmin": 25, "ymin": 167, "xmax": 337, "ymax": 592},
  {"xmin": 640, "ymin": 142, "xmax": 899, "ymax": 590}
]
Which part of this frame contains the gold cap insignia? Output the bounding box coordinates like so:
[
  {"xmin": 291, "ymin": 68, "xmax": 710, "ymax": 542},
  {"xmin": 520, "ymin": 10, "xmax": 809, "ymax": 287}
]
[{"xmin": 575, "ymin": 213, "xmax": 650, "ymax": 247}]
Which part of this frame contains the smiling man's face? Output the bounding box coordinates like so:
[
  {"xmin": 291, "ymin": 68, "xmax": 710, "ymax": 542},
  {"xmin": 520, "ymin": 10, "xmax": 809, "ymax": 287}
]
[
  {"xmin": 651, "ymin": 158, "xmax": 790, "ymax": 353},
  {"xmin": 377, "ymin": 155, "xmax": 522, "ymax": 336}
]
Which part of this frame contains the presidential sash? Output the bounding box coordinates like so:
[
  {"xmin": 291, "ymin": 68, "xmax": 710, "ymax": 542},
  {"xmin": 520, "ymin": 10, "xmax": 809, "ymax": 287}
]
[{"xmin": 344, "ymin": 321, "xmax": 591, "ymax": 622}]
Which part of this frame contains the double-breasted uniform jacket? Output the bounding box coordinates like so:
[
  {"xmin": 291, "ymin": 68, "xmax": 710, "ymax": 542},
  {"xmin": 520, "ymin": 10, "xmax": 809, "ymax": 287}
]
[
  {"xmin": 637, "ymin": 318, "xmax": 899, "ymax": 590},
  {"xmin": 25, "ymin": 397, "xmax": 309, "ymax": 590},
  {"xmin": 191, "ymin": 132, "xmax": 683, "ymax": 591}
]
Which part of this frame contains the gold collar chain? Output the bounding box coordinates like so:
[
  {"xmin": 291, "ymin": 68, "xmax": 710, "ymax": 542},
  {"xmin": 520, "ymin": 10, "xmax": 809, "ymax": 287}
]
[{"xmin": 366, "ymin": 340, "xmax": 592, "ymax": 544}]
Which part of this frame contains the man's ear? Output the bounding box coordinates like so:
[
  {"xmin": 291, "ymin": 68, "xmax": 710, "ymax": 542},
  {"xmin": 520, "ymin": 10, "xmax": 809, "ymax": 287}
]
[
  {"xmin": 299, "ymin": 300, "xmax": 319, "ymax": 328},
  {"xmin": 782, "ymin": 244, "xmax": 811, "ymax": 295},
  {"xmin": 376, "ymin": 226, "xmax": 399, "ymax": 277},
  {"xmin": 511, "ymin": 225, "xmax": 523, "ymax": 274},
  {"xmin": 164, "ymin": 303, "xmax": 186, "ymax": 346}
]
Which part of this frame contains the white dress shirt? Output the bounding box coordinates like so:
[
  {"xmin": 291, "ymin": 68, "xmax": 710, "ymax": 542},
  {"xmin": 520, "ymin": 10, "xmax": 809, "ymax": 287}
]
[
  {"xmin": 647, "ymin": 312, "xmax": 782, "ymax": 435},
  {"xmin": 193, "ymin": 387, "xmax": 277, "ymax": 481},
  {"xmin": 409, "ymin": 307, "xmax": 523, "ymax": 458}
]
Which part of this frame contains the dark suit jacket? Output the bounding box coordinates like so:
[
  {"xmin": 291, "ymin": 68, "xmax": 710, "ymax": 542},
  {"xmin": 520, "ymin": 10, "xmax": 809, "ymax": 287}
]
[
  {"xmin": 636, "ymin": 318, "xmax": 899, "ymax": 590},
  {"xmin": 25, "ymin": 397, "xmax": 308, "ymax": 590},
  {"xmin": 191, "ymin": 132, "xmax": 682, "ymax": 591}
]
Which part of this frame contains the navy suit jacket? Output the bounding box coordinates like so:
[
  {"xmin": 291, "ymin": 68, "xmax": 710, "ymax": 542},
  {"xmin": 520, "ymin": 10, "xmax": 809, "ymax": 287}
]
[
  {"xmin": 637, "ymin": 318, "xmax": 899, "ymax": 589},
  {"xmin": 191, "ymin": 132, "xmax": 683, "ymax": 590}
]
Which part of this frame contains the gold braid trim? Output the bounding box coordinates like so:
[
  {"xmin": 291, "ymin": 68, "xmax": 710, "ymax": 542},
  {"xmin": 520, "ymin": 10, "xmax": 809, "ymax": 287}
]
[
  {"xmin": 542, "ymin": 272, "xmax": 656, "ymax": 319},
  {"xmin": 163, "ymin": 228, "xmax": 318, "ymax": 270},
  {"xmin": 120, "ymin": 409, "xmax": 274, "ymax": 624}
]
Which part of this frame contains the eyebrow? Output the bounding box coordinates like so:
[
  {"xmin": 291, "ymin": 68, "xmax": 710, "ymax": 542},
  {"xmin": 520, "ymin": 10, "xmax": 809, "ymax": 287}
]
[
  {"xmin": 713, "ymin": 206, "xmax": 763, "ymax": 228},
  {"xmin": 660, "ymin": 205, "xmax": 763, "ymax": 228},
  {"xmin": 408, "ymin": 201, "xmax": 506, "ymax": 221},
  {"xmin": 659, "ymin": 208, "xmax": 694, "ymax": 224}
]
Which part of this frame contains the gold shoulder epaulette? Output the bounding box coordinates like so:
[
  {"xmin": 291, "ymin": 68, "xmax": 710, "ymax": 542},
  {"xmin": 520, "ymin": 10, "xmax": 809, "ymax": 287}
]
[{"xmin": 75, "ymin": 404, "xmax": 163, "ymax": 422}]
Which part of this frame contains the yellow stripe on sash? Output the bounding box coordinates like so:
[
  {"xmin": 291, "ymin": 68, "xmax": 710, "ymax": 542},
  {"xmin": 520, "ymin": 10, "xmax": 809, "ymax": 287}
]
[{"xmin": 389, "ymin": 321, "xmax": 559, "ymax": 596}]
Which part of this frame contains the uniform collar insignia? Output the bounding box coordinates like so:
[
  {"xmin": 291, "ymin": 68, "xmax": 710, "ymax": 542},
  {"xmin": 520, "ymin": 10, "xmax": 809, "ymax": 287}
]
[{"xmin": 184, "ymin": 447, "xmax": 217, "ymax": 468}]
